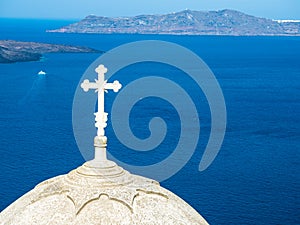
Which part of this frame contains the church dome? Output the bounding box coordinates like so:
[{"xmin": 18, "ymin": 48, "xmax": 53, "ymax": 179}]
[
  {"xmin": 0, "ymin": 65, "xmax": 209, "ymax": 224},
  {"xmin": 0, "ymin": 158, "xmax": 209, "ymax": 225}
]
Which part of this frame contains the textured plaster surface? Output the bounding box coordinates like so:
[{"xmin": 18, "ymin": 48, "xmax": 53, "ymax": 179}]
[{"xmin": 0, "ymin": 161, "xmax": 209, "ymax": 225}]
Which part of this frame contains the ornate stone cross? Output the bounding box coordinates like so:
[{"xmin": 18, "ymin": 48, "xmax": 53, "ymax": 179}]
[{"xmin": 81, "ymin": 64, "xmax": 122, "ymax": 137}]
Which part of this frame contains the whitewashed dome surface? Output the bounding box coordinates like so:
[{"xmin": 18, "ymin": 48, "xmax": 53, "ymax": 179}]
[{"xmin": 0, "ymin": 158, "xmax": 209, "ymax": 225}]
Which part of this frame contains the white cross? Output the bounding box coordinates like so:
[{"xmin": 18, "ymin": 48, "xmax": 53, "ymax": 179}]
[{"xmin": 81, "ymin": 64, "xmax": 122, "ymax": 136}]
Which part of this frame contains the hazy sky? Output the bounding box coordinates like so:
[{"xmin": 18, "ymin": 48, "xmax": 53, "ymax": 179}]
[{"xmin": 0, "ymin": 0, "xmax": 299, "ymax": 20}]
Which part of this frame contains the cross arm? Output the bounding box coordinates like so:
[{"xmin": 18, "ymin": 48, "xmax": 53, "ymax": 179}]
[
  {"xmin": 104, "ymin": 80, "xmax": 122, "ymax": 92},
  {"xmin": 81, "ymin": 79, "xmax": 100, "ymax": 92}
]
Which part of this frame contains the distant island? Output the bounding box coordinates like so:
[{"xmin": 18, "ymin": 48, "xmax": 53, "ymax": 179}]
[
  {"xmin": 0, "ymin": 40, "xmax": 100, "ymax": 63},
  {"xmin": 47, "ymin": 9, "xmax": 300, "ymax": 36}
]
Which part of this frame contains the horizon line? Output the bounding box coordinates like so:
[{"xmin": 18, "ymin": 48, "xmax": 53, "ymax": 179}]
[{"xmin": 0, "ymin": 8, "xmax": 299, "ymax": 21}]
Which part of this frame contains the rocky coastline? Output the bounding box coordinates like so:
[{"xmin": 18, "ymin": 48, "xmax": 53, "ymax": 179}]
[
  {"xmin": 0, "ymin": 40, "xmax": 100, "ymax": 63},
  {"xmin": 47, "ymin": 9, "xmax": 300, "ymax": 36}
]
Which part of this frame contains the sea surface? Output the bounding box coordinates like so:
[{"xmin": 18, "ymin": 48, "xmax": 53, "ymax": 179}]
[{"xmin": 0, "ymin": 19, "xmax": 299, "ymax": 224}]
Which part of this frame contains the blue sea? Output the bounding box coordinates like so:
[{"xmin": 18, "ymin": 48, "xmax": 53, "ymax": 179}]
[{"xmin": 0, "ymin": 19, "xmax": 299, "ymax": 224}]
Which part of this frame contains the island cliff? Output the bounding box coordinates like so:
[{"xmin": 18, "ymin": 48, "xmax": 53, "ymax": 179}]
[
  {"xmin": 0, "ymin": 40, "xmax": 100, "ymax": 63},
  {"xmin": 47, "ymin": 9, "xmax": 300, "ymax": 36}
]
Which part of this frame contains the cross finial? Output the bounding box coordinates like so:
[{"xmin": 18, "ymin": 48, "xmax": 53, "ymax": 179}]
[
  {"xmin": 80, "ymin": 65, "xmax": 122, "ymax": 162},
  {"xmin": 81, "ymin": 64, "xmax": 122, "ymax": 164}
]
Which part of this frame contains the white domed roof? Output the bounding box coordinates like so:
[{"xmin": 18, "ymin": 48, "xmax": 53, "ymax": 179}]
[
  {"xmin": 0, "ymin": 158, "xmax": 208, "ymax": 225},
  {"xmin": 1, "ymin": 64, "xmax": 209, "ymax": 224}
]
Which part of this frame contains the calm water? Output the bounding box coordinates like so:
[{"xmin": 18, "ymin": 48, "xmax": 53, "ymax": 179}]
[{"xmin": 0, "ymin": 19, "xmax": 299, "ymax": 224}]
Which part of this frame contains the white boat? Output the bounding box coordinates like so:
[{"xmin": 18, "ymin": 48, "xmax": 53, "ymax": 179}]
[{"xmin": 38, "ymin": 70, "xmax": 46, "ymax": 75}]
